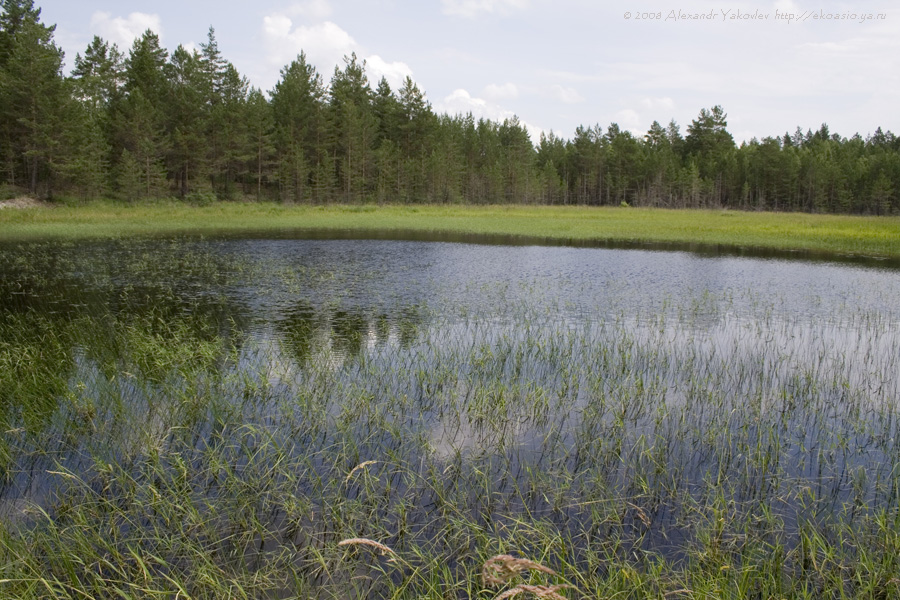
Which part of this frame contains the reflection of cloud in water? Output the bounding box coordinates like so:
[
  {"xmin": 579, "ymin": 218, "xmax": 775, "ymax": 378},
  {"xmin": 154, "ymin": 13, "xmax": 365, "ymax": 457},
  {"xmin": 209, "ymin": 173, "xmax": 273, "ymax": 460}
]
[
  {"xmin": 426, "ymin": 411, "xmax": 491, "ymax": 460},
  {"xmin": 423, "ymin": 382, "xmax": 533, "ymax": 461},
  {"xmin": 240, "ymin": 329, "xmax": 341, "ymax": 386},
  {"xmin": 366, "ymin": 323, "xmax": 401, "ymax": 351}
]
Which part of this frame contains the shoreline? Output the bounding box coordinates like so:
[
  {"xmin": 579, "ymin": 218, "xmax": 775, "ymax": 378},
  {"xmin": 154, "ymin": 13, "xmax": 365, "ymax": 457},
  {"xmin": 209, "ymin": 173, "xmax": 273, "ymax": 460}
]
[{"xmin": 2, "ymin": 201, "xmax": 899, "ymax": 261}]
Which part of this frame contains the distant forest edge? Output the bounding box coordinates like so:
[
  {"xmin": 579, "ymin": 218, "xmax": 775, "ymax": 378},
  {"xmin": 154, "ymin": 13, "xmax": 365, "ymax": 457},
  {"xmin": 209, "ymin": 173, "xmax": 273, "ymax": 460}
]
[{"xmin": 1, "ymin": 1, "xmax": 899, "ymax": 214}]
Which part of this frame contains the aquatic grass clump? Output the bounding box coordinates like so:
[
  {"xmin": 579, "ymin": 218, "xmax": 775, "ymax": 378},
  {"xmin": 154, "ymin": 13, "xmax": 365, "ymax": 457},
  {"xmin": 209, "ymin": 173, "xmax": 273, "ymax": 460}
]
[
  {"xmin": 0, "ymin": 447, "xmax": 303, "ymax": 598},
  {"xmin": 3, "ymin": 304, "xmax": 900, "ymax": 597}
]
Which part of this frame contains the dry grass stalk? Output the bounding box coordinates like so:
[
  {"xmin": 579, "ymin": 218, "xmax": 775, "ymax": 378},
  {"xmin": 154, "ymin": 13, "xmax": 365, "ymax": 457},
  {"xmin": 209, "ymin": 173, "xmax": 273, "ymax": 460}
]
[
  {"xmin": 627, "ymin": 501, "xmax": 652, "ymax": 527},
  {"xmin": 345, "ymin": 460, "xmax": 379, "ymax": 484},
  {"xmin": 493, "ymin": 588, "xmax": 526, "ymax": 600},
  {"xmin": 493, "ymin": 584, "xmax": 574, "ymax": 600},
  {"xmin": 482, "ymin": 554, "xmax": 557, "ymax": 587},
  {"xmin": 337, "ymin": 537, "xmax": 396, "ymax": 556}
]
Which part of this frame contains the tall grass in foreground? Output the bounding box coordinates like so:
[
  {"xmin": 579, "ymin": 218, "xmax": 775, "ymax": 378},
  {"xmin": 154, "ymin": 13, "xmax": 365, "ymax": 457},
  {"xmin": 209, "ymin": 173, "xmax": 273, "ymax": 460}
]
[{"xmin": 2, "ymin": 251, "xmax": 900, "ymax": 597}]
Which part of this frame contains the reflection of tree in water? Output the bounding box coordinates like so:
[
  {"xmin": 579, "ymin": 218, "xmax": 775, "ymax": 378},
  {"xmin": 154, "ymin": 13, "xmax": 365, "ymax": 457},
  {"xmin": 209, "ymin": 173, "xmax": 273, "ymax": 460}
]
[
  {"xmin": 0, "ymin": 312, "xmax": 73, "ymax": 436},
  {"xmin": 277, "ymin": 301, "xmax": 424, "ymax": 364},
  {"xmin": 0, "ymin": 257, "xmax": 105, "ymax": 321},
  {"xmin": 114, "ymin": 288, "xmax": 247, "ymax": 346},
  {"xmin": 279, "ymin": 301, "xmax": 316, "ymax": 363},
  {"xmin": 396, "ymin": 306, "xmax": 421, "ymax": 348},
  {"xmin": 0, "ymin": 284, "xmax": 245, "ymax": 442},
  {"xmin": 330, "ymin": 309, "xmax": 367, "ymax": 358}
]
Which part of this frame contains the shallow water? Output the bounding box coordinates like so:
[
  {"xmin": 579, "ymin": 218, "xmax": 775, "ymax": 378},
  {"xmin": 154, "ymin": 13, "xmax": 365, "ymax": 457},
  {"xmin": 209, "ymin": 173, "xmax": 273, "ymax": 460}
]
[{"xmin": 2, "ymin": 236, "xmax": 900, "ymax": 572}]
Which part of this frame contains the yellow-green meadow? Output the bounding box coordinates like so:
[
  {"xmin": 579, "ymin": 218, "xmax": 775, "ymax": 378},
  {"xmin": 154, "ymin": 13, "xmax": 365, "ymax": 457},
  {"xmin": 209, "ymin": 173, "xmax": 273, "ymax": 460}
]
[{"xmin": 3, "ymin": 201, "xmax": 899, "ymax": 259}]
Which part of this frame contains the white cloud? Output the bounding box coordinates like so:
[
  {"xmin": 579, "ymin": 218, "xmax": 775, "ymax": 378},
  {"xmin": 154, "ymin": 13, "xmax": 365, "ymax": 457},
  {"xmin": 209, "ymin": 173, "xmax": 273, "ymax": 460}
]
[
  {"xmin": 483, "ymin": 82, "xmax": 519, "ymax": 99},
  {"xmin": 439, "ymin": 88, "xmax": 488, "ymax": 112},
  {"xmin": 441, "ymin": 0, "xmax": 529, "ymax": 18},
  {"xmin": 286, "ymin": 0, "xmax": 333, "ymax": 19},
  {"xmin": 435, "ymin": 88, "xmax": 544, "ymax": 141},
  {"xmin": 547, "ymin": 84, "xmax": 585, "ymax": 104},
  {"xmin": 263, "ymin": 17, "xmax": 356, "ymax": 75},
  {"xmin": 640, "ymin": 97, "xmax": 676, "ymax": 112},
  {"xmin": 367, "ymin": 55, "xmax": 414, "ymax": 90},
  {"xmin": 613, "ymin": 109, "xmax": 643, "ymax": 136},
  {"xmin": 90, "ymin": 11, "xmax": 162, "ymax": 50},
  {"xmin": 260, "ymin": 13, "xmax": 416, "ymax": 94}
]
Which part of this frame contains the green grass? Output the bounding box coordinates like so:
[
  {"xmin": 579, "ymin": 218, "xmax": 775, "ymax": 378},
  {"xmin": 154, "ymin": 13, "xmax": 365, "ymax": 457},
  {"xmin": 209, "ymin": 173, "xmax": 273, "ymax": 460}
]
[{"xmin": 2, "ymin": 200, "xmax": 899, "ymax": 259}]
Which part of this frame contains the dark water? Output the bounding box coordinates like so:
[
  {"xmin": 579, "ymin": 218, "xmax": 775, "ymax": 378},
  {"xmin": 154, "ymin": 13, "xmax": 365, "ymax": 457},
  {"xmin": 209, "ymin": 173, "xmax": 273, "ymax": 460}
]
[
  {"xmin": 2, "ymin": 236, "xmax": 900, "ymax": 570},
  {"xmin": 6, "ymin": 236, "xmax": 898, "ymax": 321}
]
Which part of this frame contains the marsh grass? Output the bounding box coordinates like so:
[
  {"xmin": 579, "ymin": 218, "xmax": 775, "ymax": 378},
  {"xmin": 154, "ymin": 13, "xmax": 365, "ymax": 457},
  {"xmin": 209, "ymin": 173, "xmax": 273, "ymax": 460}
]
[
  {"xmin": 2, "ymin": 202, "xmax": 900, "ymax": 260},
  {"xmin": 2, "ymin": 240, "xmax": 900, "ymax": 598}
]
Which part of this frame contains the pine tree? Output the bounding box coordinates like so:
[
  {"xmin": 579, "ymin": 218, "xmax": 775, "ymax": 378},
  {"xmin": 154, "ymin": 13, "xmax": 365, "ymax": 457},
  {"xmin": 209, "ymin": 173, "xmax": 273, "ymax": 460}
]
[
  {"xmin": 0, "ymin": 1, "xmax": 66, "ymax": 194},
  {"xmin": 568, "ymin": 124, "xmax": 603, "ymax": 204},
  {"xmin": 371, "ymin": 77, "xmax": 402, "ymax": 201},
  {"xmin": 270, "ymin": 52, "xmax": 325, "ymax": 202},
  {"xmin": 113, "ymin": 30, "xmax": 170, "ymax": 198},
  {"xmin": 685, "ymin": 106, "xmax": 735, "ymax": 205},
  {"xmin": 114, "ymin": 88, "xmax": 168, "ymax": 199},
  {"xmin": 63, "ymin": 36, "xmax": 123, "ymax": 197},
  {"xmin": 245, "ymin": 87, "xmax": 274, "ymax": 201},
  {"xmin": 871, "ymin": 171, "xmax": 895, "ymax": 215},
  {"xmin": 372, "ymin": 77, "xmax": 400, "ymax": 144},
  {"xmin": 498, "ymin": 116, "xmax": 534, "ymax": 203},
  {"xmin": 643, "ymin": 121, "xmax": 679, "ymax": 206},
  {"xmin": 58, "ymin": 88, "xmax": 111, "ymax": 198},
  {"xmin": 123, "ymin": 29, "xmax": 168, "ymax": 104},
  {"xmin": 328, "ymin": 53, "xmax": 377, "ymax": 203},
  {"xmin": 396, "ymin": 76, "xmax": 435, "ymax": 201},
  {"xmin": 536, "ymin": 131, "xmax": 567, "ymax": 204},
  {"xmin": 199, "ymin": 26, "xmax": 227, "ymax": 102},
  {"xmin": 216, "ymin": 64, "xmax": 250, "ymax": 198},
  {"xmin": 0, "ymin": 0, "xmax": 41, "ymax": 65},
  {"xmin": 169, "ymin": 44, "xmax": 209, "ymax": 197},
  {"xmin": 199, "ymin": 27, "xmax": 251, "ymax": 197},
  {"xmin": 71, "ymin": 36, "xmax": 124, "ymax": 112}
]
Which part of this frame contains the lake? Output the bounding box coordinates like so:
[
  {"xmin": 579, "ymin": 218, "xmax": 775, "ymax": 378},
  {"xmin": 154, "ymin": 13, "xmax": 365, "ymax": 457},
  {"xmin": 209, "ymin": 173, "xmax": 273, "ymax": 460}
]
[{"xmin": 2, "ymin": 236, "xmax": 899, "ymax": 598}]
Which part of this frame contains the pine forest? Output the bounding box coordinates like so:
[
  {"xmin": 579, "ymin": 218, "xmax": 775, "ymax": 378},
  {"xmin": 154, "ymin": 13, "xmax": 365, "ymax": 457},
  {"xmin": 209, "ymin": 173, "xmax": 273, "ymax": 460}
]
[{"xmin": 1, "ymin": 0, "xmax": 899, "ymax": 214}]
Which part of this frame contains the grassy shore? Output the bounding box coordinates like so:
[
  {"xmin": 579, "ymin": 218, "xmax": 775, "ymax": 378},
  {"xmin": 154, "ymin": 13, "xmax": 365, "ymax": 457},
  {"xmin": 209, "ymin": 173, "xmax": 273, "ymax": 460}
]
[{"xmin": 2, "ymin": 200, "xmax": 899, "ymax": 259}]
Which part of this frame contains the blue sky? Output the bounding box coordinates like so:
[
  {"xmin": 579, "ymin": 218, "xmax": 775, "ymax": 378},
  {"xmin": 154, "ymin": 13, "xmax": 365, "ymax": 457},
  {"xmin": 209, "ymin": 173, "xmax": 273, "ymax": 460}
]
[{"xmin": 37, "ymin": 0, "xmax": 900, "ymax": 144}]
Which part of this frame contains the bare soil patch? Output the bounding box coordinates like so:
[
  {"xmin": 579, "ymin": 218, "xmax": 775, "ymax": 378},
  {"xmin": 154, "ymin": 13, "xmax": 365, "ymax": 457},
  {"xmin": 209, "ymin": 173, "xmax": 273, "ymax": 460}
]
[{"xmin": 0, "ymin": 197, "xmax": 50, "ymax": 209}]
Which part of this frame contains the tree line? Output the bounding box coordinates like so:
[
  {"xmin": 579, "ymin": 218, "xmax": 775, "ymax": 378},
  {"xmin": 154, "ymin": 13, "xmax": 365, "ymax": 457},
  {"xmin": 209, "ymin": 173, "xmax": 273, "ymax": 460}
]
[{"xmin": 2, "ymin": 0, "xmax": 898, "ymax": 214}]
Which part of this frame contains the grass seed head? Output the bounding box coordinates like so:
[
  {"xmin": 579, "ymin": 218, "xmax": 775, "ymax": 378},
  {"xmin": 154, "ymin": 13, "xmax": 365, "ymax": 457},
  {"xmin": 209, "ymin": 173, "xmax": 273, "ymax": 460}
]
[
  {"xmin": 344, "ymin": 460, "xmax": 379, "ymax": 484},
  {"xmin": 482, "ymin": 554, "xmax": 557, "ymax": 587},
  {"xmin": 493, "ymin": 584, "xmax": 574, "ymax": 600},
  {"xmin": 338, "ymin": 537, "xmax": 396, "ymax": 556}
]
